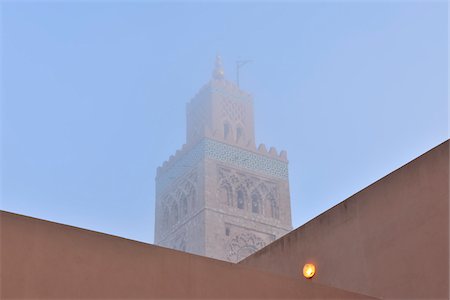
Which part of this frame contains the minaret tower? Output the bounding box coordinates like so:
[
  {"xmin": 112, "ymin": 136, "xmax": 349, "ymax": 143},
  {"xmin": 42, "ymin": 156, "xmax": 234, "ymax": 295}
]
[{"xmin": 154, "ymin": 56, "xmax": 292, "ymax": 262}]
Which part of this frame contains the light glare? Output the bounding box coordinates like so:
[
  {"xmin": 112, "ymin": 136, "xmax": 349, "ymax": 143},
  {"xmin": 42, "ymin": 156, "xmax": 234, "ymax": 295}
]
[{"xmin": 303, "ymin": 263, "xmax": 316, "ymax": 279}]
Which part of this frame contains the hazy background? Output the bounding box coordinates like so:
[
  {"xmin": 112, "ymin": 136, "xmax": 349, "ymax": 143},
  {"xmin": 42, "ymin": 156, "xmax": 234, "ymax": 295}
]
[{"xmin": 1, "ymin": 1, "xmax": 448, "ymax": 243}]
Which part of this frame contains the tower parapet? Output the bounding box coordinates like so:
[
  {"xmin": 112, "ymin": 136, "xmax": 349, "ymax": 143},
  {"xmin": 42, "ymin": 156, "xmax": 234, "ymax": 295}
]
[{"xmin": 157, "ymin": 142, "xmax": 288, "ymax": 177}]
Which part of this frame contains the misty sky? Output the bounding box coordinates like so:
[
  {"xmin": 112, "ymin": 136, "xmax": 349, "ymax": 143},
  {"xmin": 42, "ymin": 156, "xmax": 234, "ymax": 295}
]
[{"xmin": 1, "ymin": 1, "xmax": 448, "ymax": 243}]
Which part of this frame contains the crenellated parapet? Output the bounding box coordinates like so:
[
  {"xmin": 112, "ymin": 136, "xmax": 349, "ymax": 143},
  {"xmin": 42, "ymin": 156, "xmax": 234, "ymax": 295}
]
[
  {"xmin": 257, "ymin": 143, "xmax": 288, "ymax": 162},
  {"xmin": 157, "ymin": 143, "xmax": 193, "ymax": 177}
]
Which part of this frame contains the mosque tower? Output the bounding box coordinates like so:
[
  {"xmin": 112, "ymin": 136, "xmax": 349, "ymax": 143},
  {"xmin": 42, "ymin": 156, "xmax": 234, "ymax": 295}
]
[{"xmin": 154, "ymin": 56, "xmax": 292, "ymax": 262}]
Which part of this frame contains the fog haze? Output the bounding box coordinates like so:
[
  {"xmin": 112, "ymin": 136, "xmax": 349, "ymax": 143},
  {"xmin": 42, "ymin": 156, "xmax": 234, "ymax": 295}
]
[{"xmin": 1, "ymin": 1, "xmax": 448, "ymax": 243}]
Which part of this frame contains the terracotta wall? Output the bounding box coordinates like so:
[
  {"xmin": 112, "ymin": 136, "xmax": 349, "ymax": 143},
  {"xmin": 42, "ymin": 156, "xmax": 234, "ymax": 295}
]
[
  {"xmin": 240, "ymin": 141, "xmax": 449, "ymax": 299},
  {"xmin": 1, "ymin": 211, "xmax": 372, "ymax": 299}
]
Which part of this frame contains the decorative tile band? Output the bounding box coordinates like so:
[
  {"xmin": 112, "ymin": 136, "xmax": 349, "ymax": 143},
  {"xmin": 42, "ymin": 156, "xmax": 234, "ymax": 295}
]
[
  {"xmin": 204, "ymin": 139, "xmax": 288, "ymax": 179},
  {"xmin": 156, "ymin": 139, "xmax": 288, "ymax": 194}
]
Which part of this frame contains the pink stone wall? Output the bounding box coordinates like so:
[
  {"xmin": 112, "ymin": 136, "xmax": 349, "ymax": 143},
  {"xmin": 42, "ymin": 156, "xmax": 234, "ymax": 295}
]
[{"xmin": 1, "ymin": 211, "xmax": 372, "ymax": 299}]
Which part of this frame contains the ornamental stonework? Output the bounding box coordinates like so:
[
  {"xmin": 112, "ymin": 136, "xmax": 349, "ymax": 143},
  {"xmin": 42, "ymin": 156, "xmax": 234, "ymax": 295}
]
[
  {"xmin": 216, "ymin": 166, "xmax": 280, "ymax": 219},
  {"xmin": 157, "ymin": 171, "xmax": 197, "ymax": 242},
  {"xmin": 221, "ymin": 96, "xmax": 246, "ymax": 123},
  {"xmin": 227, "ymin": 232, "xmax": 266, "ymax": 263}
]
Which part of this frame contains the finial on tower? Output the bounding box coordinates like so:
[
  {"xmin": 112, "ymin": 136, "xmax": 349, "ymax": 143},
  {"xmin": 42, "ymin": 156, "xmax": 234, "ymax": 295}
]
[{"xmin": 212, "ymin": 55, "xmax": 225, "ymax": 80}]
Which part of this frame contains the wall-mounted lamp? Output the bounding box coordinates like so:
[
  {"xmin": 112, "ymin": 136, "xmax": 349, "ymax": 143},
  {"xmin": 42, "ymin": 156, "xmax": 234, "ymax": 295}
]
[{"xmin": 303, "ymin": 263, "xmax": 316, "ymax": 279}]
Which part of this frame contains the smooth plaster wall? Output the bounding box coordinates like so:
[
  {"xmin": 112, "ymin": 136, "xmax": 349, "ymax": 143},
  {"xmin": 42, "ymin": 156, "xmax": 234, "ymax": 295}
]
[
  {"xmin": 0, "ymin": 211, "xmax": 373, "ymax": 299},
  {"xmin": 240, "ymin": 140, "xmax": 449, "ymax": 299}
]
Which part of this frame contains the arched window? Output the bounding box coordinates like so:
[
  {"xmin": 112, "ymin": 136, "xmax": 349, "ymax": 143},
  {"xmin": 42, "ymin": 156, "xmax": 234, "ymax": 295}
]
[
  {"xmin": 224, "ymin": 123, "xmax": 230, "ymax": 139},
  {"xmin": 171, "ymin": 202, "xmax": 179, "ymax": 226},
  {"xmin": 237, "ymin": 190, "xmax": 245, "ymax": 209},
  {"xmin": 271, "ymin": 201, "xmax": 279, "ymax": 219},
  {"xmin": 251, "ymin": 193, "xmax": 261, "ymax": 214},
  {"xmin": 163, "ymin": 207, "xmax": 169, "ymax": 230},
  {"xmin": 180, "ymin": 194, "xmax": 188, "ymax": 217},
  {"xmin": 267, "ymin": 193, "xmax": 279, "ymax": 219},
  {"xmin": 219, "ymin": 183, "xmax": 232, "ymax": 206},
  {"xmin": 190, "ymin": 188, "xmax": 196, "ymax": 211},
  {"xmin": 185, "ymin": 181, "xmax": 196, "ymax": 211},
  {"xmin": 236, "ymin": 127, "xmax": 243, "ymax": 143}
]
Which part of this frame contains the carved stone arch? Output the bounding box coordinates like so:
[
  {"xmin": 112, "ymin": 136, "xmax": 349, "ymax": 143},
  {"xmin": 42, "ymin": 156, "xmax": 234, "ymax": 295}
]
[
  {"xmin": 227, "ymin": 232, "xmax": 266, "ymax": 262},
  {"xmin": 269, "ymin": 185, "xmax": 278, "ymax": 198},
  {"xmin": 162, "ymin": 205, "xmax": 169, "ymax": 231},
  {"xmin": 170, "ymin": 201, "xmax": 179, "ymax": 226},
  {"xmin": 175, "ymin": 188, "xmax": 184, "ymax": 202},
  {"xmin": 217, "ymin": 167, "xmax": 229, "ymax": 181},
  {"xmin": 179, "ymin": 192, "xmax": 188, "ymax": 218},
  {"xmin": 266, "ymin": 192, "xmax": 279, "ymax": 219},
  {"xmin": 183, "ymin": 179, "xmax": 195, "ymax": 193},
  {"xmin": 229, "ymin": 174, "xmax": 239, "ymax": 185},
  {"xmin": 258, "ymin": 182, "xmax": 269, "ymax": 196},
  {"xmin": 190, "ymin": 188, "xmax": 197, "ymax": 212},
  {"xmin": 250, "ymin": 189, "xmax": 263, "ymax": 214},
  {"xmin": 184, "ymin": 180, "xmax": 196, "ymax": 212},
  {"xmin": 244, "ymin": 177, "xmax": 256, "ymax": 189},
  {"xmin": 218, "ymin": 180, "xmax": 233, "ymax": 206}
]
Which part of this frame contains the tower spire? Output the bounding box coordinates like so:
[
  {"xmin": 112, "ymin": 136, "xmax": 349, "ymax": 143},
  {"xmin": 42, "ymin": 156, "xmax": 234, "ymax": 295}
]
[{"xmin": 212, "ymin": 55, "xmax": 225, "ymax": 80}]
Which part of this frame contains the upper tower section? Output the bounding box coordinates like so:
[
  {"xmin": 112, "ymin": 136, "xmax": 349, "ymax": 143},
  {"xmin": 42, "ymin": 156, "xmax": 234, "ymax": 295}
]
[{"xmin": 186, "ymin": 56, "xmax": 256, "ymax": 150}]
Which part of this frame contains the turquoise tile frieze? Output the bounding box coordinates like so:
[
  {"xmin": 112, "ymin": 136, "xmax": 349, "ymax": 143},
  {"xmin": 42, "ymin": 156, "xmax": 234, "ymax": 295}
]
[{"xmin": 204, "ymin": 139, "xmax": 288, "ymax": 179}]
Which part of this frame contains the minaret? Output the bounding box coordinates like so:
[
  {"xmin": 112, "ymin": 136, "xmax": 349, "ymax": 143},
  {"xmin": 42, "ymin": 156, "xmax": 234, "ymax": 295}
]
[{"xmin": 154, "ymin": 56, "xmax": 292, "ymax": 262}]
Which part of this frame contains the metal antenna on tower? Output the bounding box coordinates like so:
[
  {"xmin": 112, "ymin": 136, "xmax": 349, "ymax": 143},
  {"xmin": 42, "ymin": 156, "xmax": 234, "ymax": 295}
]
[{"xmin": 236, "ymin": 60, "xmax": 251, "ymax": 88}]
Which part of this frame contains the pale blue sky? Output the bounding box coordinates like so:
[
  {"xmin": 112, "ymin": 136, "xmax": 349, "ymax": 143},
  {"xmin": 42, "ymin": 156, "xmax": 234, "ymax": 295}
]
[{"xmin": 1, "ymin": 1, "xmax": 448, "ymax": 243}]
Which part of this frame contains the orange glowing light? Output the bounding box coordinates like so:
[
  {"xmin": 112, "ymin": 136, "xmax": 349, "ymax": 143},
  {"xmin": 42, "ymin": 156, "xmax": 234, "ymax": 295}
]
[{"xmin": 303, "ymin": 263, "xmax": 316, "ymax": 279}]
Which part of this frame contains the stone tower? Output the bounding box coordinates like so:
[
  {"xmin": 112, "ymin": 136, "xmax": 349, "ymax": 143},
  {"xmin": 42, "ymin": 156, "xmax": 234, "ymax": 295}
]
[{"xmin": 154, "ymin": 56, "xmax": 292, "ymax": 262}]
